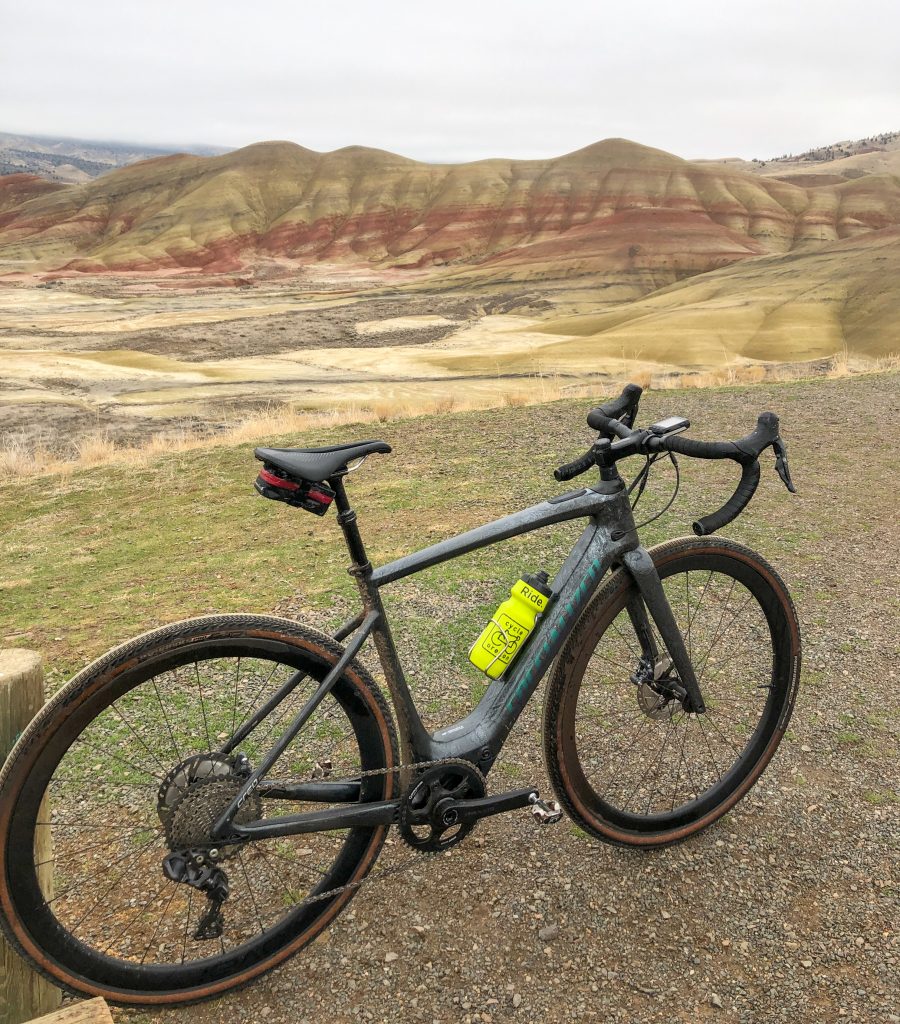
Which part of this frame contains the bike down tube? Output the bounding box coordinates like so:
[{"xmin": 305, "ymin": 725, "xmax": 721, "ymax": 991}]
[
  {"xmin": 211, "ymin": 609, "xmax": 380, "ymax": 839},
  {"xmin": 362, "ymin": 483, "xmax": 632, "ymax": 768},
  {"xmin": 412, "ymin": 486, "xmax": 640, "ymax": 769},
  {"xmin": 235, "ymin": 514, "xmax": 635, "ymax": 839}
]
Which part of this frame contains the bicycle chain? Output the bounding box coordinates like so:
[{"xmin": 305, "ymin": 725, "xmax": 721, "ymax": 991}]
[{"xmin": 274, "ymin": 756, "xmax": 473, "ymax": 913}]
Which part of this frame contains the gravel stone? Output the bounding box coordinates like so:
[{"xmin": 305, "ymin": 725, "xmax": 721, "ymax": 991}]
[{"xmin": 115, "ymin": 375, "xmax": 900, "ymax": 1024}]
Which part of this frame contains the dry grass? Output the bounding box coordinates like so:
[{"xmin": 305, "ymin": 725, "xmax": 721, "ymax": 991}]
[
  {"xmin": 677, "ymin": 365, "xmax": 768, "ymax": 389},
  {"xmin": 4, "ymin": 357, "xmax": 898, "ymax": 482},
  {"xmin": 822, "ymin": 346, "xmax": 900, "ymax": 378}
]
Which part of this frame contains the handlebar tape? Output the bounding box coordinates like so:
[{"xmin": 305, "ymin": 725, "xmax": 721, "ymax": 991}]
[
  {"xmin": 691, "ymin": 459, "xmax": 761, "ymax": 536},
  {"xmin": 655, "ymin": 412, "xmax": 780, "ymax": 535},
  {"xmin": 587, "ymin": 384, "xmax": 643, "ymax": 431},
  {"xmin": 554, "ymin": 449, "xmax": 597, "ymax": 482},
  {"xmin": 659, "ymin": 412, "xmax": 780, "ymax": 463}
]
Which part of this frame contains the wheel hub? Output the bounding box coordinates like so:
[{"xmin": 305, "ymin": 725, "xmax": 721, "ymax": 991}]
[{"xmin": 633, "ymin": 655, "xmax": 683, "ymax": 719}]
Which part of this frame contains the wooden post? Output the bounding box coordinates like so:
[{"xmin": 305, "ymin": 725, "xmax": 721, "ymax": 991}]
[
  {"xmin": 0, "ymin": 650, "xmax": 61, "ymax": 1024},
  {"xmin": 21, "ymin": 998, "xmax": 112, "ymax": 1024}
]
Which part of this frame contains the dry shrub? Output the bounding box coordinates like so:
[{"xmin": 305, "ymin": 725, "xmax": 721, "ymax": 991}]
[
  {"xmin": 371, "ymin": 401, "xmax": 396, "ymax": 423},
  {"xmin": 875, "ymin": 352, "xmax": 900, "ymax": 371},
  {"xmin": 735, "ymin": 365, "xmax": 766, "ymax": 384},
  {"xmin": 827, "ymin": 346, "xmax": 852, "ymax": 379},
  {"xmin": 0, "ymin": 438, "xmax": 37, "ymax": 478},
  {"xmin": 430, "ymin": 394, "xmax": 457, "ymax": 414},
  {"xmin": 534, "ymin": 373, "xmax": 565, "ymax": 402},
  {"xmin": 502, "ymin": 390, "xmax": 530, "ymax": 407},
  {"xmin": 74, "ymin": 432, "xmax": 117, "ymax": 467},
  {"xmin": 630, "ymin": 370, "xmax": 653, "ymax": 390}
]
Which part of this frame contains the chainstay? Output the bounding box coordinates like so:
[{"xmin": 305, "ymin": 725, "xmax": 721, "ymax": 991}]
[{"xmin": 262, "ymin": 756, "xmax": 479, "ymax": 913}]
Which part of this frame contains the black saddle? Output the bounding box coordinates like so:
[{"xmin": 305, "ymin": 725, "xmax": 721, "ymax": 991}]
[{"xmin": 254, "ymin": 440, "xmax": 391, "ymax": 482}]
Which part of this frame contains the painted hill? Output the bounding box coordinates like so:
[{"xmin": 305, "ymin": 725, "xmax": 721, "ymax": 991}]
[
  {"xmin": 1, "ymin": 138, "xmax": 899, "ymax": 287},
  {"xmin": 527, "ymin": 227, "xmax": 900, "ymax": 364}
]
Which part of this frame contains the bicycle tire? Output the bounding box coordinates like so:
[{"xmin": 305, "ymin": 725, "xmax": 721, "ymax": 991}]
[
  {"xmin": 543, "ymin": 537, "xmax": 800, "ymax": 847},
  {"xmin": 0, "ymin": 614, "xmax": 398, "ymax": 1005}
]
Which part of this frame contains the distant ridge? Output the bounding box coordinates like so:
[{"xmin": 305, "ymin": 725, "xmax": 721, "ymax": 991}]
[
  {"xmin": 0, "ymin": 136, "xmax": 898, "ymax": 292},
  {"xmin": 0, "ymin": 130, "xmax": 229, "ymax": 183}
]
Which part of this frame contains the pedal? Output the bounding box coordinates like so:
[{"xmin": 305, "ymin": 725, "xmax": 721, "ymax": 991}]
[{"xmin": 528, "ymin": 794, "xmax": 563, "ymax": 825}]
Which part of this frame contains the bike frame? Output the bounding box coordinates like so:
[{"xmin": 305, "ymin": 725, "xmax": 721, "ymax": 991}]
[{"xmin": 218, "ymin": 471, "xmax": 705, "ymax": 842}]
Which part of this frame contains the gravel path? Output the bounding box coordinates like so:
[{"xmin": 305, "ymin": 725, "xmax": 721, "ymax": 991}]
[{"xmin": 110, "ymin": 373, "xmax": 897, "ymax": 1023}]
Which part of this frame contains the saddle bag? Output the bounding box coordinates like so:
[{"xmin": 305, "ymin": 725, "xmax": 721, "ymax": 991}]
[{"xmin": 254, "ymin": 465, "xmax": 336, "ymax": 516}]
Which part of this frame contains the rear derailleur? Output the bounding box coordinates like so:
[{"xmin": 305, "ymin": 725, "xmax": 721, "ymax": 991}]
[{"xmin": 162, "ymin": 848, "xmax": 230, "ymax": 940}]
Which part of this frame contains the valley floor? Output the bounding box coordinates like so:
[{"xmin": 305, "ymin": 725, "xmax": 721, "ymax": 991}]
[{"xmin": 0, "ymin": 268, "xmax": 870, "ymax": 460}]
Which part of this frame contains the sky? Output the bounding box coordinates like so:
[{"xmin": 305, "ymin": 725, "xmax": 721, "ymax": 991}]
[{"xmin": 2, "ymin": 0, "xmax": 898, "ymax": 163}]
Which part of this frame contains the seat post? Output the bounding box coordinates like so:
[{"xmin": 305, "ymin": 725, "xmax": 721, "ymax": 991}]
[{"xmin": 329, "ymin": 475, "xmax": 370, "ymax": 572}]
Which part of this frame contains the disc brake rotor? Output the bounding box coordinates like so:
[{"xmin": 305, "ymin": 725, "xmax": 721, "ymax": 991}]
[{"xmin": 637, "ymin": 681, "xmax": 678, "ymax": 720}]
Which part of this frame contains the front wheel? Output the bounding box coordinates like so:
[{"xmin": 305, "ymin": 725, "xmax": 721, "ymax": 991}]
[
  {"xmin": 0, "ymin": 614, "xmax": 397, "ymax": 1005},
  {"xmin": 544, "ymin": 538, "xmax": 801, "ymax": 847}
]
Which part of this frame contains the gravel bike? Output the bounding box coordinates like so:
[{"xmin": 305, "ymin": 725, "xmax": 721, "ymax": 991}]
[{"xmin": 0, "ymin": 384, "xmax": 801, "ymax": 1004}]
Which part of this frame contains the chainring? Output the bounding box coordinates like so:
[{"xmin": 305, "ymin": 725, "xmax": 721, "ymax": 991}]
[
  {"xmin": 398, "ymin": 758, "xmax": 486, "ymax": 855},
  {"xmin": 164, "ymin": 775, "xmax": 263, "ymax": 857}
]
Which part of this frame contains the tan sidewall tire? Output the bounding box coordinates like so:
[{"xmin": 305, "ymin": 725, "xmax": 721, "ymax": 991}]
[{"xmin": 543, "ymin": 538, "xmax": 801, "ymax": 848}]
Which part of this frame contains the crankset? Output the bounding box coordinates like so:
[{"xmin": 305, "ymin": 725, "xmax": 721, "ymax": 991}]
[{"xmin": 398, "ymin": 758, "xmax": 557, "ymax": 855}]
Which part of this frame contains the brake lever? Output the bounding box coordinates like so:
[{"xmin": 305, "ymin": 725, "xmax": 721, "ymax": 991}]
[{"xmin": 772, "ymin": 437, "xmax": 797, "ymax": 493}]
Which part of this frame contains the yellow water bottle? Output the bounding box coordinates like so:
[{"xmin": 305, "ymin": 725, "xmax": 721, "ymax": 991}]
[{"xmin": 468, "ymin": 571, "xmax": 553, "ymax": 679}]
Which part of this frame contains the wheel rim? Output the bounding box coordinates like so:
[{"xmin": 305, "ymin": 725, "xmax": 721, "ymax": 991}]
[
  {"xmin": 6, "ymin": 636, "xmax": 390, "ymax": 993},
  {"xmin": 560, "ymin": 551, "xmax": 791, "ymax": 834}
]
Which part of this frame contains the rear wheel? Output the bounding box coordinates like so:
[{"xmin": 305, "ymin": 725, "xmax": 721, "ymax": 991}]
[
  {"xmin": 544, "ymin": 538, "xmax": 800, "ymax": 847},
  {"xmin": 0, "ymin": 615, "xmax": 397, "ymax": 1005}
]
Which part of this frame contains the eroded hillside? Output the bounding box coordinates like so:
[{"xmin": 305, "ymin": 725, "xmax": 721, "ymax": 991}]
[{"xmin": 1, "ymin": 138, "xmax": 899, "ymax": 290}]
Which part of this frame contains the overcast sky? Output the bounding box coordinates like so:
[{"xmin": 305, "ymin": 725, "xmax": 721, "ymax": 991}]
[{"xmin": 2, "ymin": 0, "xmax": 897, "ymax": 163}]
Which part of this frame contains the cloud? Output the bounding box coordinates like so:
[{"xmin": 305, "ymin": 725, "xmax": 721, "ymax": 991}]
[{"xmin": 1, "ymin": 0, "xmax": 897, "ymax": 161}]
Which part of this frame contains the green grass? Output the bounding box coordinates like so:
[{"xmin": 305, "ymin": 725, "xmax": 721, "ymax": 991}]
[{"xmin": 1, "ymin": 372, "xmax": 897, "ymax": 719}]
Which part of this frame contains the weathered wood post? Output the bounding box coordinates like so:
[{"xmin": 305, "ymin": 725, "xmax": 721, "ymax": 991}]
[{"xmin": 0, "ymin": 650, "xmax": 61, "ymax": 1024}]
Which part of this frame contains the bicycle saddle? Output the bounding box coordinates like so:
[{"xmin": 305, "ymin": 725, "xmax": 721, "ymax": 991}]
[{"xmin": 254, "ymin": 440, "xmax": 391, "ymax": 482}]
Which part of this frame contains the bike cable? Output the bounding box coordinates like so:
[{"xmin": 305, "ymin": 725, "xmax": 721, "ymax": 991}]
[{"xmin": 613, "ymin": 451, "xmax": 681, "ymax": 540}]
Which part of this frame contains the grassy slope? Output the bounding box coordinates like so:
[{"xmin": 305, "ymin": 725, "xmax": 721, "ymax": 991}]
[
  {"xmin": 2, "ymin": 373, "xmax": 896, "ymax": 1023},
  {"xmin": 1, "ymin": 374, "xmax": 897, "ymax": 716}
]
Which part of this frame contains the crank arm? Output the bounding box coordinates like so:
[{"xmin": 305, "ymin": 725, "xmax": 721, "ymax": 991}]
[
  {"xmin": 232, "ymin": 799, "xmax": 399, "ymax": 839},
  {"xmin": 442, "ymin": 787, "xmax": 537, "ymax": 825}
]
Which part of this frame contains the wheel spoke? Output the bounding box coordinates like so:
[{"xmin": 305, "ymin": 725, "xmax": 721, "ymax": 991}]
[
  {"xmin": 8, "ymin": 631, "xmax": 386, "ymax": 985},
  {"xmin": 567, "ymin": 559, "xmax": 789, "ymax": 825}
]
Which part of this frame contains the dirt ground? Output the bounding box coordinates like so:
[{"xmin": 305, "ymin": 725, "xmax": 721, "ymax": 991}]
[
  {"xmin": 0, "ymin": 277, "xmax": 564, "ymax": 455},
  {"xmin": 61, "ymin": 372, "xmax": 892, "ymax": 1024}
]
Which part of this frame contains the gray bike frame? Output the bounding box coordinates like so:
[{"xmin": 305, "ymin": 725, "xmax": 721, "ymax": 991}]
[{"xmin": 220, "ymin": 474, "xmax": 704, "ymax": 842}]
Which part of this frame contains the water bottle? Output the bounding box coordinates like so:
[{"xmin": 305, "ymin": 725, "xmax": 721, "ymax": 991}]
[{"xmin": 468, "ymin": 571, "xmax": 553, "ymax": 679}]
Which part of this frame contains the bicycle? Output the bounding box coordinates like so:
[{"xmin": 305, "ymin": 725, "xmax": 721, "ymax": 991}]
[{"xmin": 0, "ymin": 383, "xmax": 800, "ymax": 1005}]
